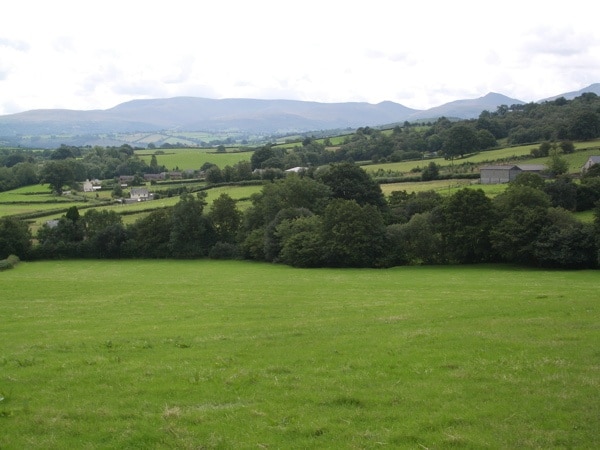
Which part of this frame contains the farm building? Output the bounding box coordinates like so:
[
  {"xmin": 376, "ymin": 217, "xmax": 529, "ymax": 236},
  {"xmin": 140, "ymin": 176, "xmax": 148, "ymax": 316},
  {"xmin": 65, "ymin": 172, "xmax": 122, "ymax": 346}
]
[
  {"xmin": 144, "ymin": 173, "xmax": 165, "ymax": 181},
  {"xmin": 82, "ymin": 179, "xmax": 102, "ymax": 192},
  {"xmin": 119, "ymin": 175, "xmax": 135, "ymax": 186},
  {"xmin": 582, "ymin": 156, "xmax": 600, "ymax": 172},
  {"xmin": 479, "ymin": 164, "xmax": 546, "ymax": 184},
  {"xmin": 129, "ymin": 188, "xmax": 151, "ymax": 202}
]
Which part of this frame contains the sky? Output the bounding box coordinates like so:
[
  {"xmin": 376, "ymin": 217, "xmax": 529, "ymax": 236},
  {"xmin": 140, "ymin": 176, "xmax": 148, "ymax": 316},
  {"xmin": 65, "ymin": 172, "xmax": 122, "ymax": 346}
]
[{"xmin": 1, "ymin": 0, "xmax": 599, "ymax": 115}]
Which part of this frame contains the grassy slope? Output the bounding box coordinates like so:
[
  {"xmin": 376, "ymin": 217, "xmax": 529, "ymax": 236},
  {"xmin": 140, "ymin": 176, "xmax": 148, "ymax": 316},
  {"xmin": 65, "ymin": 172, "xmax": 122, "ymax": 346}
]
[
  {"xmin": 136, "ymin": 148, "xmax": 252, "ymax": 171},
  {"xmin": 1, "ymin": 260, "xmax": 598, "ymax": 448}
]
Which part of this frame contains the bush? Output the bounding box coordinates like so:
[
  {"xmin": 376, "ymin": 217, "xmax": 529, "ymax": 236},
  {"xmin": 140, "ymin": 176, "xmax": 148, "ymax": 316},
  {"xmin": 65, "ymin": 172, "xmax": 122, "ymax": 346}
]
[{"xmin": 0, "ymin": 254, "xmax": 20, "ymax": 271}]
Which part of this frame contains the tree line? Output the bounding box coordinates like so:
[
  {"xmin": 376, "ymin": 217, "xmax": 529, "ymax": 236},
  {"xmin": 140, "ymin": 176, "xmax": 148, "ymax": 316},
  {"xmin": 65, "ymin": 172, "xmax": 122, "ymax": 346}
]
[{"xmin": 2, "ymin": 162, "xmax": 600, "ymax": 269}]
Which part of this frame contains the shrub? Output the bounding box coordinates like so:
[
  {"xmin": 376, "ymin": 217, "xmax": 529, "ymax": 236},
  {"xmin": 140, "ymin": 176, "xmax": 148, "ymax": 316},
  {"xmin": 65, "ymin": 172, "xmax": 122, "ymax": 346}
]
[{"xmin": 0, "ymin": 254, "xmax": 20, "ymax": 271}]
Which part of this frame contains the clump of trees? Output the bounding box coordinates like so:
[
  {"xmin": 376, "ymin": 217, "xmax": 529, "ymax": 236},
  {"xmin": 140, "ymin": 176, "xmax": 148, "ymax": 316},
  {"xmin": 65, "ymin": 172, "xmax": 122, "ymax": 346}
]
[{"xmin": 4, "ymin": 162, "xmax": 600, "ymax": 270}]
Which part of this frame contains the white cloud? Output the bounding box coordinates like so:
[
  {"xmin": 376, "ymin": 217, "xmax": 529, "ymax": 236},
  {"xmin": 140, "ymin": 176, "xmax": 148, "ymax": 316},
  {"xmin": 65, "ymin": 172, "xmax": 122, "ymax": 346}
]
[{"xmin": 0, "ymin": 0, "xmax": 599, "ymax": 115}]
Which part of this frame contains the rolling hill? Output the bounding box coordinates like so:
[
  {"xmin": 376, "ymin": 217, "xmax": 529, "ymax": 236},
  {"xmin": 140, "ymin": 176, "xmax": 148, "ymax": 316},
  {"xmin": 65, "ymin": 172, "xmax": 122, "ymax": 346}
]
[{"xmin": 0, "ymin": 83, "xmax": 598, "ymax": 148}]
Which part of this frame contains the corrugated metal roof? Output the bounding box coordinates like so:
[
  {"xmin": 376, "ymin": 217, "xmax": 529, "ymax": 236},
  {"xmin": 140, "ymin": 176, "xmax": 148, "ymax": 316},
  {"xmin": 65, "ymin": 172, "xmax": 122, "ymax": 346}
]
[
  {"xmin": 516, "ymin": 164, "xmax": 546, "ymax": 171},
  {"xmin": 479, "ymin": 165, "xmax": 519, "ymax": 170}
]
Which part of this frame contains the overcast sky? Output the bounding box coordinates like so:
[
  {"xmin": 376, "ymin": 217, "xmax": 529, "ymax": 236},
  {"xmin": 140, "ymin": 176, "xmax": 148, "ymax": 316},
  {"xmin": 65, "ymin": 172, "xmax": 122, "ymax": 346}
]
[{"xmin": 1, "ymin": 0, "xmax": 599, "ymax": 115}]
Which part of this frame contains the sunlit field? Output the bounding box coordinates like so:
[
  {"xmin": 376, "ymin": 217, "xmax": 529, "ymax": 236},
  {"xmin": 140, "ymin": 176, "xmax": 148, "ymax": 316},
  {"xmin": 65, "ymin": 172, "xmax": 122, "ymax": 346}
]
[
  {"xmin": 380, "ymin": 179, "xmax": 508, "ymax": 197},
  {"xmin": 365, "ymin": 140, "xmax": 600, "ymax": 175},
  {"xmin": 136, "ymin": 148, "xmax": 252, "ymax": 171},
  {"xmin": 1, "ymin": 260, "xmax": 598, "ymax": 448}
]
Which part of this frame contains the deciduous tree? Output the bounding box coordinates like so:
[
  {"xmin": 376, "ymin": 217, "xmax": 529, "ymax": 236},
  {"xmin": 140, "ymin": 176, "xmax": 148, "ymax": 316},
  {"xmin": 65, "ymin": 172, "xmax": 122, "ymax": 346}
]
[{"xmin": 0, "ymin": 217, "xmax": 31, "ymax": 259}]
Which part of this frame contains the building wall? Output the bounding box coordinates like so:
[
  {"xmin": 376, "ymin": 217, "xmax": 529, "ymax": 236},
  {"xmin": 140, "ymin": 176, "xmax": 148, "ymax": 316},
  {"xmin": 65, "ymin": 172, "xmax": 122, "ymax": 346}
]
[{"xmin": 481, "ymin": 168, "xmax": 511, "ymax": 184}]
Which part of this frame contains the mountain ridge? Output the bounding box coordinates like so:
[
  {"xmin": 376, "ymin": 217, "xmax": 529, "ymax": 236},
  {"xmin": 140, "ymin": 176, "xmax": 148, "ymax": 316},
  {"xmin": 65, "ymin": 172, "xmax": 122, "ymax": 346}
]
[{"xmin": 1, "ymin": 84, "xmax": 598, "ymax": 147}]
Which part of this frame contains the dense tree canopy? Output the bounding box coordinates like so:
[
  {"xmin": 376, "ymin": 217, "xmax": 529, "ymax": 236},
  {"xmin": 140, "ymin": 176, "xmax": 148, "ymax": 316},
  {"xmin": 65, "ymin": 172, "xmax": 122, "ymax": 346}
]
[{"xmin": 0, "ymin": 217, "xmax": 31, "ymax": 259}]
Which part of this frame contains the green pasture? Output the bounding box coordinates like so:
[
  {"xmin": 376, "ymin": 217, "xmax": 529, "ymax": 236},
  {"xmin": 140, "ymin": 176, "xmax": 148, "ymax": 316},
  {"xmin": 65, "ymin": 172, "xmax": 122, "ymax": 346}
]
[
  {"xmin": 0, "ymin": 185, "xmax": 108, "ymax": 220},
  {"xmin": 1, "ymin": 261, "xmax": 598, "ymax": 448},
  {"xmin": 518, "ymin": 144, "xmax": 600, "ymax": 171},
  {"xmin": 136, "ymin": 148, "xmax": 252, "ymax": 171},
  {"xmin": 364, "ymin": 144, "xmax": 539, "ymax": 174},
  {"xmin": 365, "ymin": 140, "xmax": 600, "ymax": 175},
  {"xmin": 24, "ymin": 184, "xmax": 264, "ymax": 228},
  {"xmin": 380, "ymin": 179, "xmax": 508, "ymax": 197}
]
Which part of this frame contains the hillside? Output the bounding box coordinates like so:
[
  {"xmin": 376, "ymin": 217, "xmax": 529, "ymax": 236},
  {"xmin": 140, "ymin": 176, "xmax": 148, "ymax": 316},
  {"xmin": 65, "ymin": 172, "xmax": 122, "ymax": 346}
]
[
  {"xmin": 408, "ymin": 92, "xmax": 525, "ymax": 120},
  {"xmin": 0, "ymin": 98, "xmax": 419, "ymax": 137},
  {"xmin": 0, "ymin": 83, "xmax": 599, "ymax": 148}
]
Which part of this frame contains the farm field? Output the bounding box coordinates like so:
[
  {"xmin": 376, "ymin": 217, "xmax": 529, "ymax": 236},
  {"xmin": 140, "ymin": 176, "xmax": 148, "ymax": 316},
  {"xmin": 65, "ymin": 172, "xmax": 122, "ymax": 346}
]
[
  {"xmin": 380, "ymin": 179, "xmax": 508, "ymax": 197},
  {"xmin": 1, "ymin": 260, "xmax": 598, "ymax": 449},
  {"xmin": 136, "ymin": 148, "xmax": 252, "ymax": 171},
  {"xmin": 364, "ymin": 144, "xmax": 539, "ymax": 174},
  {"xmin": 23, "ymin": 183, "xmax": 264, "ymax": 229},
  {"xmin": 364, "ymin": 140, "xmax": 600, "ymax": 175}
]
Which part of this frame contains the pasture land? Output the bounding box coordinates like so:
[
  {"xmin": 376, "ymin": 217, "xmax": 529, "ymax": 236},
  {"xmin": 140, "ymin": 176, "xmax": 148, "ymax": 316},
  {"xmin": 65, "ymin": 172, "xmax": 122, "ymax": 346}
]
[
  {"xmin": 21, "ymin": 183, "xmax": 264, "ymax": 228},
  {"xmin": 364, "ymin": 144, "xmax": 539, "ymax": 174},
  {"xmin": 136, "ymin": 148, "xmax": 252, "ymax": 171},
  {"xmin": 365, "ymin": 140, "xmax": 600, "ymax": 175},
  {"xmin": 380, "ymin": 179, "xmax": 508, "ymax": 197},
  {"xmin": 1, "ymin": 261, "xmax": 598, "ymax": 448}
]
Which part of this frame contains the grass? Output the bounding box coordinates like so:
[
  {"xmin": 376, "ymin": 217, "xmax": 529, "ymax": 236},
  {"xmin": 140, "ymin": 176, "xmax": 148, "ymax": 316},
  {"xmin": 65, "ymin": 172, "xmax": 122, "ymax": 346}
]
[
  {"xmin": 1, "ymin": 260, "xmax": 598, "ymax": 448},
  {"xmin": 135, "ymin": 148, "xmax": 252, "ymax": 171},
  {"xmin": 23, "ymin": 183, "xmax": 264, "ymax": 229},
  {"xmin": 365, "ymin": 140, "xmax": 600, "ymax": 176},
  {"xmin": 364, "ymin": 144, "xmax": 540, "ymax": 175}
]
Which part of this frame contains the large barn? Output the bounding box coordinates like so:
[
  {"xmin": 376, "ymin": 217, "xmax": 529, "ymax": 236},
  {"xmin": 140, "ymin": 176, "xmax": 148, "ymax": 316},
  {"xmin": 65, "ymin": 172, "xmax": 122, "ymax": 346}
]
[{"xmin": 479, "ymin": 164, "xmax": 546, "ymax": 184}]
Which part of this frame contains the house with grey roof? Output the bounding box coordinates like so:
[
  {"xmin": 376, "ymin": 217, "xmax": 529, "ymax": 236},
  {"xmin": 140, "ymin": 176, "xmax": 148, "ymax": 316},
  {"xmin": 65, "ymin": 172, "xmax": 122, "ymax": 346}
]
[{"xmin": 129, "ymin": 187, "xmax": 151, "ymax": 202}]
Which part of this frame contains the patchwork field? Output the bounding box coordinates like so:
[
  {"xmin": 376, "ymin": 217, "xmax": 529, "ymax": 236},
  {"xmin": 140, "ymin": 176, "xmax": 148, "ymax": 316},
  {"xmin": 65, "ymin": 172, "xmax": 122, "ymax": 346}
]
[
  {"xmin": 1, "ymin": 261, "xmax": 598, "ymax": 448},
  {"xmin": 136, "ymin": 148, "xmax": 252, "ymax": 171}
]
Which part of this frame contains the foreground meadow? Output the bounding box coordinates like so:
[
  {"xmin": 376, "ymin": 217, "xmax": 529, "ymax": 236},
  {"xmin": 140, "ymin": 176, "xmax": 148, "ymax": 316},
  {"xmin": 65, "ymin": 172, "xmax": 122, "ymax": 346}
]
[{"xmin": 1, "ymin": 261, "xmax": 598, "ymax": 449}]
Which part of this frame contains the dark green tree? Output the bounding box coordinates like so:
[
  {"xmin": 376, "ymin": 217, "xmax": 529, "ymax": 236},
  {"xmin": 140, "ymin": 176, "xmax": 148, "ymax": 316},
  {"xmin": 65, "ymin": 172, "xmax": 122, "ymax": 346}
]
[
  {"xmin": 40, "ymin": 160, "xmax": 76, "ymax": 195},
  {"xmin": 251, "ymin": 145, "xmax": 276, "ymax": 170},
  {"xmin": 247, "ymin": 175, "xmax": 331, "ymax": 227},
  {"xmin": 442, "ymin": 124, "xmax": 479, "ymax": 162},
  {"xmin": 82, "ymin": 210, "xmax": 122, "ymax": 239},
  {"xmin": 317, "ymin": 162, "xmax": 386, "ymax": 210},
  {"xmin": 0, "ymin": 217, "xmax": 32, "ymax": 259},
  {"xmin": 320, "ymin": 199, "xmax": 386, "ymax": 267},
  {"xmin": 533, "ymin": 208, "xmax": 597, "ymax": 268},
  {"xmin": 276, "ymin": 215, "xmax": 323, "ymax": 267},
  {"xmin": 208, "ymin": 193, "xmax": 242, "ymax": 244},
  {"xmin": 559, "ymin": 140, "xmax": 575, "ymax": 154},
  {"xmin": 65, "ymin": 206, "xmax": 80, "ymax": 223},
  {"xmin": 490, "ymin": 185, "xmax": 551, "ymax": 264},
  {"xmin": 569, "ymin": 111, "xmax": 600, "ymax": 140},
  {"xmin": 438, "ymin": 188, "xmax": 496, "ymax": 263},
  {"xmin": 50, "ymin": 145, "xmax": 76, "ymax": 160},
  {"xmin": 546, "ymin": 147, "xmax": 569, "ymax": 177},
  {"xmin": 127, "ymin": 208, "xmax": 173, "ymax": 258},
  {"xmin": 476, "ymin": 129, "xmax": 497, "ymax": 149},
  {"xmin": 169, "ymin": 192, "xmax": 216, "ymax": 258},
  {"xmin": 511, "ymin": 172, "xmax": 546, "ymax": 190},
  {"xmin": 150, "ymin": 154, "xmax": 159, "ymax": 172},
  {"xmin": 544, "ymin": 177, "xmax": 577, "ymax": 210},
  {"xmin": 421, "ymin": 162, "xmax": 439, "ymax": 181},
  {"xmin": 385, "ymin": 212, "xmax": 442, "ymax": 266}
]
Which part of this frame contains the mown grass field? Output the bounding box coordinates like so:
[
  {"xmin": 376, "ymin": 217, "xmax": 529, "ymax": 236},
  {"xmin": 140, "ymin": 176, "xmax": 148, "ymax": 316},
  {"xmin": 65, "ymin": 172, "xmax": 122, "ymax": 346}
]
[{"xmin": 1, "ymin": 260, "xmax": 598, "ymax": 449}]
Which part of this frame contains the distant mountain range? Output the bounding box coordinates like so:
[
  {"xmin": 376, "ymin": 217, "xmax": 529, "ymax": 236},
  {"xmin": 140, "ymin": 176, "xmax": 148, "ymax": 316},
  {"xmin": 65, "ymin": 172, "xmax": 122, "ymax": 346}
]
[{"xmin": 1, "ymin": 83, "xmax": 598, "ymax": 148}]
